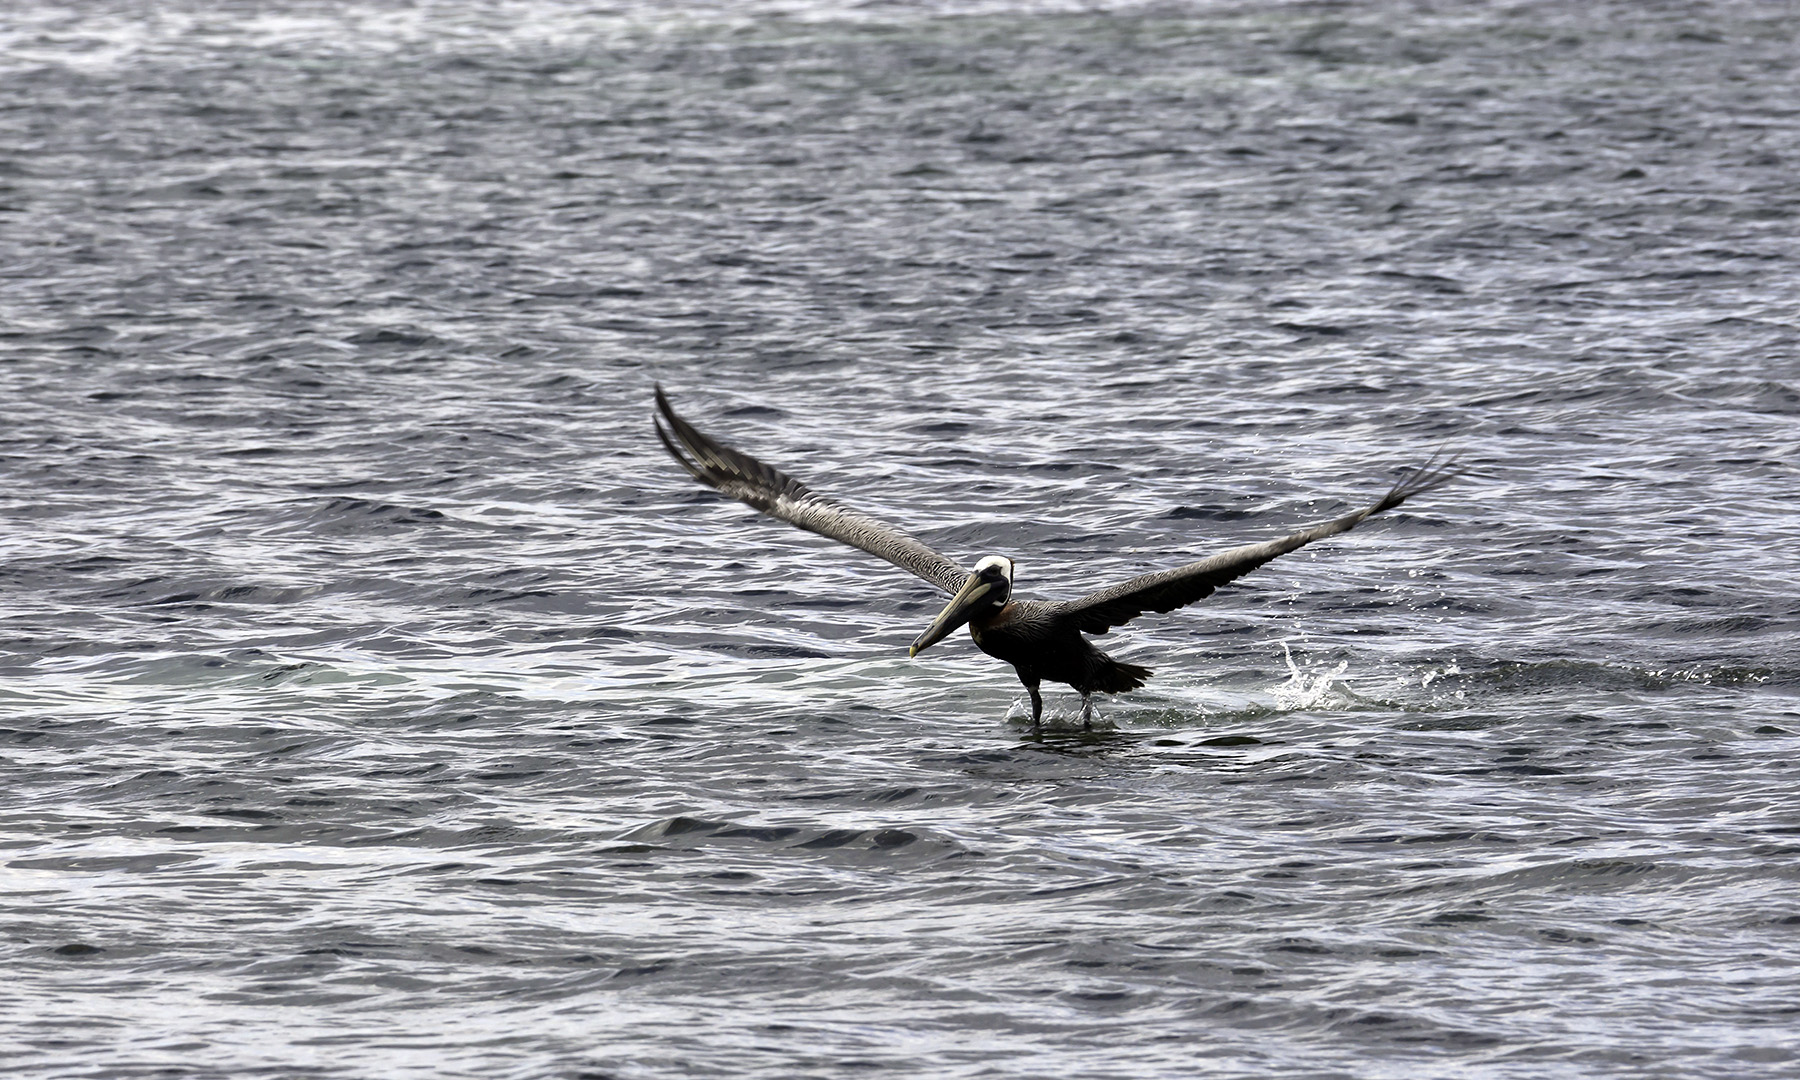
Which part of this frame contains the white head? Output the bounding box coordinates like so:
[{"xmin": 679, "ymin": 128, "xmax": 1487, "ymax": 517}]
[{"xmin": 972, "ymin": 554, "xmax": 1015, "ymax": 583}]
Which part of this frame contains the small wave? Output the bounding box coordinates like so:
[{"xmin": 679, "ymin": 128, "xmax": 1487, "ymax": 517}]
[
  {"xmin": 1465, "ymin": 658, "xmax": 1775, "ymax": 693},
  {"xmin": 272, "ymin": 495, "xmax": 462, "ymax": 536},
  {"xmin": 619, "ymin": 815, "xmax": 956, "ymax": 860}
]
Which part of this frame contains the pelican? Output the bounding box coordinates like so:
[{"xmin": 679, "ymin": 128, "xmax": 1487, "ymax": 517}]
[{"xmin": 654, "ymin": 385, "xmax": 1457, "ymax": 728}]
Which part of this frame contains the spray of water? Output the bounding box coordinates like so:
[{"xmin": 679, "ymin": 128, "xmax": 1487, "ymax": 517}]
[{"xmin": 1269, "ymin": 641, "xmax": 1349, "ymax": 711}]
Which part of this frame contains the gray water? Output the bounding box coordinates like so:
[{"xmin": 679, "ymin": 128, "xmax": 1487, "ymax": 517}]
[{"xmin": 4, "ymin": 1, "xmax": 1799, "ymax": 1077}]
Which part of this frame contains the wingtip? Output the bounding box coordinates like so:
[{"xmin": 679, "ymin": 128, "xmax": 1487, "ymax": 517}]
[
  {"xmin": 1379, "ymin": 451, "xmax": 1465, "ymax": 511},
  {"xmin": 652, "ymin": 384, "xmax": 673, "ymax": 440},
  {"xmin": 653, "ymin": 384, "xmax": 700, "ymax": 449}
]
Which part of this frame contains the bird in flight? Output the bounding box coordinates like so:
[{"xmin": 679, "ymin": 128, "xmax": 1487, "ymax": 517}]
[{"xmin": 654, "ymin": 385, "xmax": 1457, "ymax": 729}]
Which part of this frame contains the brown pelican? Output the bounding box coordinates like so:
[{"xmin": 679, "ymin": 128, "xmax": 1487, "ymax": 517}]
[{"xmin": 654, "ymin": 386, "xmax": 1458, "ymax": 728}]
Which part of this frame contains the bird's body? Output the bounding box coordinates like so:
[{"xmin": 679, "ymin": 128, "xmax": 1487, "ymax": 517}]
[
  {"xmin": 653, "ymin": 386, "xmax": 1456, "ymax": 728},
  {"xmin": 966, "ymin": 600, "xmax": 1151, "ymax": 724}
]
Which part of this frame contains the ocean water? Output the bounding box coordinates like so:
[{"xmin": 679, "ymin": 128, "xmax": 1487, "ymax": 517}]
[{"xmin": 3, "ymin": 1, "xmax": 1799, "ymax": 1077}]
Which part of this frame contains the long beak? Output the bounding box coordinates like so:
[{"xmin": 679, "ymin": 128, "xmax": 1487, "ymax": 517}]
[{"xmin": 909, "ymin": 573, "xmax": 990, "ymax": 657}]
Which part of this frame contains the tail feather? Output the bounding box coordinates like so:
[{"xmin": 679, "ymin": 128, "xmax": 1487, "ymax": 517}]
[{"xmin": 1093, "ymin": 658, "xmax": 1153, "ymax": 694}]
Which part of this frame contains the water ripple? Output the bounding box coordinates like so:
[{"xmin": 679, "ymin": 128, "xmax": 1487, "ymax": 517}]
[{"xmin": 4, "ymin": 1, "xmax": 1800, "ymax": 1078}]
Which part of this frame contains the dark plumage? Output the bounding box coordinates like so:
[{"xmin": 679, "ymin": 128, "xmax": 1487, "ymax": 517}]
[{"xmin": 654, "ymin": 385, "xmax": 1458, "ymax": 728}]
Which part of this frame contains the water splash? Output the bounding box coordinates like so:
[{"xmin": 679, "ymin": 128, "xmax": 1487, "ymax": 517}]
[
  {"xmin": 1269, "ymin": 641, "xmax": 1350, "ymax": 711},
  {"xmin": 1420, "ymin": 660, "xmax": 1463, "ymax": 688}
]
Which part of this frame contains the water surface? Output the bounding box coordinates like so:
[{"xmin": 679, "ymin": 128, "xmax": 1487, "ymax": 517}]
[{"xmin": 3, "ymin": 2, "xmax": 1799, "ymax": 1077}]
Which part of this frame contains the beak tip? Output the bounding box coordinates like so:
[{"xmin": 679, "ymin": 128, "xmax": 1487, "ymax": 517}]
[{"xmin": 907, "ymin": 645, "xmax": 919, "ymax": 658}]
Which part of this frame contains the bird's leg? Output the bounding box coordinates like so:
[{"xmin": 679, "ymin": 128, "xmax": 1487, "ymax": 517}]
[
  {"xmin": 1081, "ymin": 695, "xmax": 1093, "ymax": 730},
  {"xmin": 1025, "ymin": 679, "xmax": 1043, "ymax": 730}
]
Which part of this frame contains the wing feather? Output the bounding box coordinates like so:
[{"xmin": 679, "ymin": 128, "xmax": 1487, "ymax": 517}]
[
  {"xmin": 654, "ymin": 385, "xmax": 967, "ymax": 595},
  {"xmin": 1061, "ymin": 456, "xmax": 1461, "ymax": 635}
]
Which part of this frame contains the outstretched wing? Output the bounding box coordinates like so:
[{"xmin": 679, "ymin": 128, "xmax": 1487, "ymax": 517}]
[
  {"xmin": 1060, "ymin": 456, "xmax": 1461, "ymax": 635},
  {"xmin": 654, "ymin": 385, "xmax": 967, "ymax": 596}
]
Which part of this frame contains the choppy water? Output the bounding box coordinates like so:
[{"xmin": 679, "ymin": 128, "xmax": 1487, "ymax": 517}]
[{"xmin": 4, "ymin": 1, "xmax": 1800, "ymax": 1077}]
